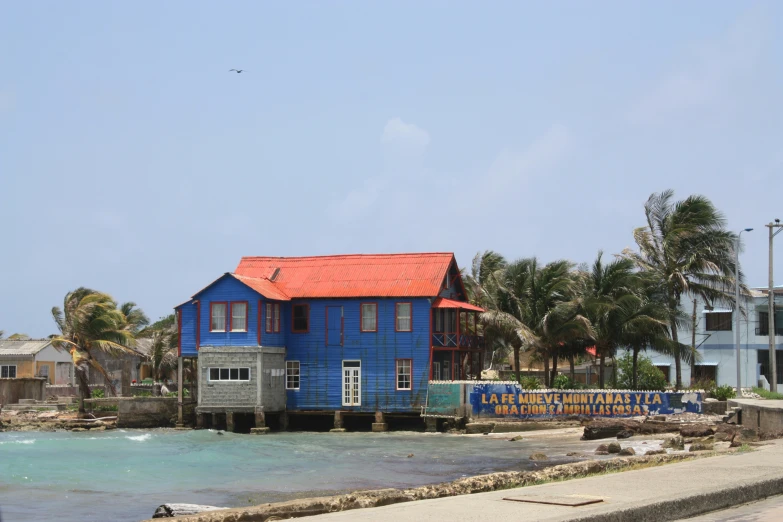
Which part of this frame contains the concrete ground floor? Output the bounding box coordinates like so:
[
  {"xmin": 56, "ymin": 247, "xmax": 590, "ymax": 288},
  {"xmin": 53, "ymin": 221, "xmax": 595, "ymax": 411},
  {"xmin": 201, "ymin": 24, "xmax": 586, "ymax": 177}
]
[{"xmin": 194, "ymin": 408, "xmax": 437, "ymax": 434}]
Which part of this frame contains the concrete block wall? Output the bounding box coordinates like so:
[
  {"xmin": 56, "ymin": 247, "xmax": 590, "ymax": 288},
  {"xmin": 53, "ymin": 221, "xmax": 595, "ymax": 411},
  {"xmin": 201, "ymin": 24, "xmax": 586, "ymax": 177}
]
[{"xmin": 199, "ymin": 349, "xmax": 258, "ymax": 408}]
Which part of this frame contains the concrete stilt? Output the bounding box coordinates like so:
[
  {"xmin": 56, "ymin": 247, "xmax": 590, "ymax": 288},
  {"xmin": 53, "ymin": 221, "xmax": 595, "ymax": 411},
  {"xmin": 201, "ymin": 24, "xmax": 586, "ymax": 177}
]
[
  {"xmin": 255, "ymin": 409, "xmax": 266, "ymax": 428},
  {"xmin": 196, "ymin": 413, "xmax": 206, "ymax": 429},
  {"xmin": 279, "ymin": 411, "xmax": 289, "ymax": 432},
  {"xmin": 330, "ymin": 411, "xmax": 346, "ymax": 432},
  {"xmin": 226, "ymin": 411, "xmax": 235, "ymax": 433},
  {"xmin": 372, "ymin": 411, "xmax": 388, "ymax": 432},
  {"xmin": 425, "ymin": 417, "xmax": 438, "ymax": 433},
  {"xmin": 212, "ymin": 413, "xmax": 219, "ymax": 430}
]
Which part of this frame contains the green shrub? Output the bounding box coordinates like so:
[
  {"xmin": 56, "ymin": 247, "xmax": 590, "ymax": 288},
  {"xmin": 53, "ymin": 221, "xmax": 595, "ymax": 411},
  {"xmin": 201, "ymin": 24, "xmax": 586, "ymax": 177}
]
[
  {"xmin": 519, "ymin": 376, "xmax": 541, "ymax": 390},
  {"xmin": 753, "ymin": 387, "xmax": 783, "ymax": 400},
  {"xmin": 91, "ymin": 388, "xmax": 105, "ymax": 398},
  {"xmin": 552, "ymin": 374, "xmax": 574, "ymax": 389},
  {"xmin": 615, "ymin": 352, "xmax": 667, "ymax": 391},
  {"xmin": 95, "ymin": 405, "xmax": 118, "ymax": 412},
  {"xmin": 712, "ymin": 384, "xmax": 736, "ymax": 401},
  {"xmin": 689, "ymin": 378, "xmax": 716, "ymax": 392}
]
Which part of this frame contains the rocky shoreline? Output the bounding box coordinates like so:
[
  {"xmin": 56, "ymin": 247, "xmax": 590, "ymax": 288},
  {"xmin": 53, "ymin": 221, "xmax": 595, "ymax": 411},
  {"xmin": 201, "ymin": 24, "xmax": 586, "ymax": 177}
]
[
  {"xmin": 147, "ymin": 451, "xmax": 709, "ymax": 521},
  {"xmin": 0, "ymin": 409, "xmax": 117, "ymax": 432}
]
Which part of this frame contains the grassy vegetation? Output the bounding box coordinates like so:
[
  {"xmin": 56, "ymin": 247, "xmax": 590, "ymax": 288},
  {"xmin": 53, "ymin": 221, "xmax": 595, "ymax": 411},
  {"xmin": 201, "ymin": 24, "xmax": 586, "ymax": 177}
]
[{"xmin": 752, "ymin": 387, "xmax": 783, "ymax": 400}]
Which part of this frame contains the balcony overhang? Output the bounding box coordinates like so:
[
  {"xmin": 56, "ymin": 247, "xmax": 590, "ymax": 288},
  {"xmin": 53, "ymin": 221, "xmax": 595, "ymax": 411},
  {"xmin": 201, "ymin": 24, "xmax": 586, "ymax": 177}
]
[{"xmin": 432, "ymin": 297, "xmax": 484, "ymax": 313}]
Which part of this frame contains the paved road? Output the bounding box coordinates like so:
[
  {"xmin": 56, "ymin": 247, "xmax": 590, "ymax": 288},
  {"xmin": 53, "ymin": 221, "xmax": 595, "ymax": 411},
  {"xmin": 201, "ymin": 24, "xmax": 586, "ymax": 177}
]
[{"xmin": 680, "ymin": 494, "xmax": 783, "ymax": 521}]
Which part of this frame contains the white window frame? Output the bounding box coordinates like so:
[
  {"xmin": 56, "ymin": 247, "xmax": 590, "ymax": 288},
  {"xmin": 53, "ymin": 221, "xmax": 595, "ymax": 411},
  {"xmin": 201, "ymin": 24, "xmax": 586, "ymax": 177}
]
[
  {"xmin": 286, "ymin": 361, "xmax": 300, "ymax": 390},
  {"xmin": 396, "ymin": 359, "xmax": 412, "ymax": 390},
  {"xmin": 360, "ymin": 303, "xmax": 377, "ymax": 332},
  {"xmin": 231, "ymin": 302, "xmax": 248, "ymax": 332},
  {"xmin": 342, "ymin": 360, "xmax": 361, "ymax": 407},
  {"xmin": 207, "ymin": 367, "xmax": 251, "ymax": 382},
  {"xmin": 396, "ymin": 303, "xmax": 412, "ymax": 332},
  {"xmin": 1, "ymin": 364, "xmax": 17, "ymax": 378},
  {"xmin": 210, "ymin": 302, "xmax": 227, "ymax": 332}
]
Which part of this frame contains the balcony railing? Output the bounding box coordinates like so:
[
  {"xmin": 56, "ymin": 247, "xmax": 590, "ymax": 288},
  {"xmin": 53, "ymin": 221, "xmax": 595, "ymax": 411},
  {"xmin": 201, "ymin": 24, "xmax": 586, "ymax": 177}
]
[
  {"xmin": 432, "ymin": 333, "xmax": 485, "ymax": 349},
  {"xmin": 755, "ymin": 326, "xmax": 783, "ymax": 336}
]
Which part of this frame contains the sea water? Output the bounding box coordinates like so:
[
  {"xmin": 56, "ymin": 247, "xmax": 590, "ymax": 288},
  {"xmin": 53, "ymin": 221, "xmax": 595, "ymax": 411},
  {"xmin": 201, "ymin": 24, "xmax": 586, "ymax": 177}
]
[{"xmin": 0, "ymin": 429, "xmax": 636, "ymax": 521}]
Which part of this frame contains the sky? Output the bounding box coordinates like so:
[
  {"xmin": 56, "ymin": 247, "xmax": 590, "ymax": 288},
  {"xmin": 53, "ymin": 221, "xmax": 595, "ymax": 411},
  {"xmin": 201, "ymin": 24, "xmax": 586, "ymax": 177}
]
[{"xmin": 2, "ymin": 2, "xmax": 783, "ymax": 338}]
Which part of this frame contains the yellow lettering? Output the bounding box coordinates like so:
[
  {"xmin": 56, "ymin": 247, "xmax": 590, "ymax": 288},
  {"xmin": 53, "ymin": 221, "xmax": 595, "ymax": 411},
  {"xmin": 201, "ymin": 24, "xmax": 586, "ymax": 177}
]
[
  {"xmin": 644, "ymin": 394, "xmax": 650, "ymax": 405},
  {"xmin": 595, "ymin": 394, "xmax": 605, "ymax": 404},
  {"xmin": 554, "ymin": 393, "xmax": 561, "ymax": 404},
  {"xmin": 508, "ymin": 394, "xmax": 515, "ymax": 404},
  {"xmin": 509, "ymin": 405, "xmax": 518, "ymax": 415},
  {"xmin": 490, "ymin": 394, "xmax": 498, "ymax": 404},
  {"xmin": 481, "ymin": 394, "xmax": 488, "ymax": 404},
  {"xmin": 588, "ymin": 394, "xmax": 594, "ymax": 404},
  {"xmin": 495, "ymin": 405, "xmax": 502, "ymax": 414},
  {"xmin": 518, "ymin": 394, "xmax": 527, "ymax": 404},
  {"xmin": 501, "ymin": 405, "xmax": 509, "ymax": 415},
  {"xmin": 632, "ymin": 405, "xmax": 642, "ymax": 415},
  {"xmin": 520, "ymin": 405, "xmax": 527, "ymax": 415},
  {"xmin": 635, "ymin": 394, "xmax": 642, "ymax": 404},
  {"xmin": 563, "ymin": 393, "xmax": 573, "ymax": 404},
  {"xmin": 501, "ymin": 394, "xmax": 508, "ymax": 404},
  {"xmin": 652, "ymin": 394, "xmax": 662, "ymax": 405},
  {"xmin": 544, "ymin": 394, "xmax": 553, "ymax": 404},
  {"xmin": 624, "ymin": 393, "xmax": 631, "ymax": 404}
]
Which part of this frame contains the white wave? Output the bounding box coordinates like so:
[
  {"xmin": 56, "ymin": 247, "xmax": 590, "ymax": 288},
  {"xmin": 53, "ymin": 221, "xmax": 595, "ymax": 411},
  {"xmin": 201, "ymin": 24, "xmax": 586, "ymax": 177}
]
[
  {"xmin": 0, "ymin": 439, "xmax": 35, "ymax": 445},
  {"xmin": 126, "ymin": 434, "xmax": 152, "ymax": 442}
]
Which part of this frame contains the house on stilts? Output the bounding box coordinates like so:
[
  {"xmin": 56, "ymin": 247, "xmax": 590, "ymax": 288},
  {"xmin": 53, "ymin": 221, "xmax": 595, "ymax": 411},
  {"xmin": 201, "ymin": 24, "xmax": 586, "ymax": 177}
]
[{"xmin": 174, "ymin": 253, "xmax": 484, "ymax": 432}]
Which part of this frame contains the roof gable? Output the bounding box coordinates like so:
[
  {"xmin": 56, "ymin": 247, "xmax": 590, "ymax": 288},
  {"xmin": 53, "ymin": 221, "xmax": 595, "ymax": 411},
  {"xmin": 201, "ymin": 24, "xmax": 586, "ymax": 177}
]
[
  {"xmin": 235, "ymin": 253, "xmax": 456, "ymax": 298},
  {"xmin": 0, "ymin": 340, "xmax": 53, "ymax": 356},
  {"xmin": 188, "ymin": 272, "xmax": 291, "ymax": 302}
]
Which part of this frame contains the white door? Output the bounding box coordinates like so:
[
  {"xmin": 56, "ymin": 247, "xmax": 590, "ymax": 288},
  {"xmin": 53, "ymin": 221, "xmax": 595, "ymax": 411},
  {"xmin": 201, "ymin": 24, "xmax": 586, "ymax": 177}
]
[
  {"xmin": 342, "ymin": 361, "xmax": 361, "ymax": 406},
  {"xmin": 56, "ymin": 363, "xmax": 72, "ymax": 385}
]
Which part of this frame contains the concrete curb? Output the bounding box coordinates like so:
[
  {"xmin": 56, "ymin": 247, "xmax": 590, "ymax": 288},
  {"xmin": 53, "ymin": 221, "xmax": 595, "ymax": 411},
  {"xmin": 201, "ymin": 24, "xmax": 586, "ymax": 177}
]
[{"xmin": 569, "ymin": 476, "xmax": 783, "ymax": 522}]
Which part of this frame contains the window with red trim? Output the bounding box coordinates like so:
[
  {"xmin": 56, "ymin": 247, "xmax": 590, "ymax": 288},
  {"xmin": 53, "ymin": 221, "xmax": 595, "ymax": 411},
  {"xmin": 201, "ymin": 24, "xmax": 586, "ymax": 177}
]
[
  {"xmin": 230, "ymin": 302, "xmax": 248, "ymax": 332},
  {"xmin": 360, "ymin": 303, "xmax": 377, "ymax": 332},
  {"xmin": 292, "ymin": 304, "xmax": 309, "ymax": 333},
  {"xmin": 396, "ymin": 359, "xmax": 412, "ymax": 390},
  {"xmin": 266, "ymin": 303, "xmax": 281, "ymax": 333},
  {"xmin": 396, "ymin": 303, "xmax": 412, "ymax": 332},
  {"xmin": 210, "ymin": 302, "xmax": 227, "ymax": 332}
]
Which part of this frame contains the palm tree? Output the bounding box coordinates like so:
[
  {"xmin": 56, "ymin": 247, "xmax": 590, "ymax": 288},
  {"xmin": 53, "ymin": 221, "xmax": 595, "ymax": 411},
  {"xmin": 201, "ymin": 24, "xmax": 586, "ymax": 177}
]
[
  {"xmin": 139, "ymin": 314, "xmax": 179, "ymax": 387},
  {"xmin": 120, "ymin": 302, "xmax": 150, "ymax": 335},
  {"xmin": 481, "ymin": 257, "xmax": 590, "ymax": 386},
  {"xmin": 51, "ymin": 288, "xmax": 142, "ymax": 416},
  {"xmin": 621, "ymin": 190, "xmax": 741, "ymax": 389}
]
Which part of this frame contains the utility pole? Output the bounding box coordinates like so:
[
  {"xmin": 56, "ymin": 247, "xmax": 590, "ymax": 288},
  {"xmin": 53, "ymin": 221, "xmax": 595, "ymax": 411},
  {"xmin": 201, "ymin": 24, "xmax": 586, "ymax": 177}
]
[
  {"xmin": 767, "ymin": 220, "xmax": 783, "ymax": 393},
  {"xmin": 736, "ymin": 228, "xmax": 753, "ymax": 395}
]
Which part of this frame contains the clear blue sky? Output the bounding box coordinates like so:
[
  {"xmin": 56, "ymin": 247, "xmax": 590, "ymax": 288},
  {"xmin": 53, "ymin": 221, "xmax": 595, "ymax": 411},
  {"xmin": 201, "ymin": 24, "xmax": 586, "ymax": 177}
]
[{"xmin": 2, "ymin": 2, "xmax": 782, "ymax": 338}]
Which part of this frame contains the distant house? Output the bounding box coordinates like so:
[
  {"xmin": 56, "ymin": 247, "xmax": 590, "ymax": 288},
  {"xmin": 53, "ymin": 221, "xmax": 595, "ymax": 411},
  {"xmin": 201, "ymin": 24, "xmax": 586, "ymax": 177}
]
[
  {"xmin": 0, "ymin": 339, "xmax": 75, "ymax": 384},
  {"xmin": 88, "ymin": 343, "xmax": 147, "ymax": 393},
  {"xmin": 175, "ymin": 253, "xmax": 484, "ymax": 430}
]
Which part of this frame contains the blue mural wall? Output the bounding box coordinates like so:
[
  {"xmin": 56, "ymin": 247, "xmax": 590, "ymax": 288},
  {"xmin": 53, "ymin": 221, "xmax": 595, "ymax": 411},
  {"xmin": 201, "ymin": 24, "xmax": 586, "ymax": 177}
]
[
  {"xmin": 468, "ymin": 383, "xmax": 702, "ymax": 418},
  {"xmin": 423, "ymin": 382, "xmax": 703, "ymax": 418}
]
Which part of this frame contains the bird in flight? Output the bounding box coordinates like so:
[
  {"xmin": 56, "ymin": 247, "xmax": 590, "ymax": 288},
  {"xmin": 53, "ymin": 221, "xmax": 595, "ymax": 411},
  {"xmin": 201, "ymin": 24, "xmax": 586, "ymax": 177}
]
[{"xmin": 229, "ymin": 69, "xmax": 244, "ymax": 73}]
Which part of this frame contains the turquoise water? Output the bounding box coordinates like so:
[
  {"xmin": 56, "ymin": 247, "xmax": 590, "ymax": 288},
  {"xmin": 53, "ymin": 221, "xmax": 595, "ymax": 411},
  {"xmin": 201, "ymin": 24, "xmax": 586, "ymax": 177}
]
[{"xmin": 0, "ymin": 429, "xmax": 609, "ymax": 521}]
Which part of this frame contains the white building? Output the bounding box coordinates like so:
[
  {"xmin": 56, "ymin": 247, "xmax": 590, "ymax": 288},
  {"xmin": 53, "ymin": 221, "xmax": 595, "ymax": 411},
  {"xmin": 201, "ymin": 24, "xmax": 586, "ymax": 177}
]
[{"xmin": 645, "ymin": 288, "xmax": 783, "ymax": 388}]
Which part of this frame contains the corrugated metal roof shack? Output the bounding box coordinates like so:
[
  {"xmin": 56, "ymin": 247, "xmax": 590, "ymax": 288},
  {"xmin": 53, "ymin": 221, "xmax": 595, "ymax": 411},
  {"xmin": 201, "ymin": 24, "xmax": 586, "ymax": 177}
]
[{"xmin": 174, "ymin": 253, "xmax": 484, "ymax": 432}]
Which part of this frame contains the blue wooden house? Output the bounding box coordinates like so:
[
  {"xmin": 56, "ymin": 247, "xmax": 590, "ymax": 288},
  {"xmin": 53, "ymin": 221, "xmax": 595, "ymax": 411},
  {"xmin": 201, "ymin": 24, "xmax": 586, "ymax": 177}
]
[{"xmin": 175, "ymin": 253, "xmax": 484, "ymax": 431}]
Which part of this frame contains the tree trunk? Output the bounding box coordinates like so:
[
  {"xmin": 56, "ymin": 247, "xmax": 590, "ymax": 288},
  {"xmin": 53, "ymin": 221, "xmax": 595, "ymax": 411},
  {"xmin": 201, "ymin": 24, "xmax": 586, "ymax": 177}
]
[
  {"xmin": 569, "ymin": 353, "xmax": 576, "ymax": 382},
  {"xmin": 599, "ymin": 352, "xmax": 606, "ymax": 388},
  {"xmin": 514, "ymin": 345, "xmax": 522, "ymax": 384},
  {"xmin": 632, "ymin": 345, "xmax": 640, "ymax": 389},
  {"xmin": 550, "ymin": 353, "xmax": 558, "ymax": 386},
  {"xmin": 690, "ymin": 298, "xmax": 697, "ymax": 386},
  {"xmin": 543, "ymin": 352, "xmax": 550, "ymax": 387},
  {"xmin": 671, "ymin": 316, "xmax": 682, "ymax": 390},
  {"xmin": 75, "ymin": 367, "xmax": 92, "ymax": 418}
]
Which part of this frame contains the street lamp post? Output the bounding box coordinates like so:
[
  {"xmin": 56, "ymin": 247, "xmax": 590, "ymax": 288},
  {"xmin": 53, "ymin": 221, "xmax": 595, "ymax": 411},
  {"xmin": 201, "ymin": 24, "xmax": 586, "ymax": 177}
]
[
  {"xmin": 766, "ymin": 221, "xmax": 783, "ymax": 393},
  {"xmin": 736, "ymin": 228, "xmax": 753, "ymax": 396}
]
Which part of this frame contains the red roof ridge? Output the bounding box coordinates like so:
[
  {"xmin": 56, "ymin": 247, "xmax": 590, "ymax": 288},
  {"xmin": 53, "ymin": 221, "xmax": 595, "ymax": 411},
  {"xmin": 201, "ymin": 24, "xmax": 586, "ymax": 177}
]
[{"xmin": 239, "ymin": 252, "xmax": 454, "ymax": 261}]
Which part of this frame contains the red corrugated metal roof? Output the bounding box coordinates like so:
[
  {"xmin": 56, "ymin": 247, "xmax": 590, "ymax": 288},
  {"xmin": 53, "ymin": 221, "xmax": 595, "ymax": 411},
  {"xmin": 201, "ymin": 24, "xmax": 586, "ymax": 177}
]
[
  {"xmin": 232, "ymin": 274, "xmax": 291, "ymax": 301},
  {"xmin": 235, "ymin": 253, "xmax": 455, "ymax": 298},
  {"xmin": 432, "ymin": 297, "xmax": 485, "ymax": 312}
]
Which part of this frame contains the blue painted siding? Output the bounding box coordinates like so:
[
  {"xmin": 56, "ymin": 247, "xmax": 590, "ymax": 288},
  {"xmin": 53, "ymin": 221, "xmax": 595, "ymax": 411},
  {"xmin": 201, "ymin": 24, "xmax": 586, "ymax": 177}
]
[
  {"xmin": 286, "ymin": 298, "xmax": 431, "ymax": 413},
  {"xmin": 178, "ymin": 301, "xmax": 198, "ymax": 356},
  {"xmin": 198, "ymin": 276, "xmax": 261, "ymax": 347}
]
